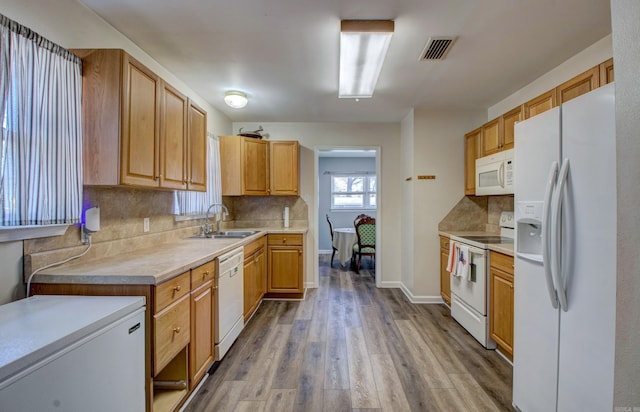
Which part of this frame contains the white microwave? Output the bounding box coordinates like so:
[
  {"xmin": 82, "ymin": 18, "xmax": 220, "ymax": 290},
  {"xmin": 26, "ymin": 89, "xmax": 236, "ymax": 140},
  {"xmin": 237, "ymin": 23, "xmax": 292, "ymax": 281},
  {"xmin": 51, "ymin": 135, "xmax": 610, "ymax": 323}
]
[{"xmin": 475, "ymin": 148, "xmax": 514, "ymax": 195}]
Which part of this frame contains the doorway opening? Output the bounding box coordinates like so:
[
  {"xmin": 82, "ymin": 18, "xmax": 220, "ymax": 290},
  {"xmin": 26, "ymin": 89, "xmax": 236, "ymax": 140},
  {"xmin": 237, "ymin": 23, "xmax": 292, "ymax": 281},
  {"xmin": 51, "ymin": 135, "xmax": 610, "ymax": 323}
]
[{"xmin": 314, "ymin": 147, "xmax": 381, "ymax": 287}]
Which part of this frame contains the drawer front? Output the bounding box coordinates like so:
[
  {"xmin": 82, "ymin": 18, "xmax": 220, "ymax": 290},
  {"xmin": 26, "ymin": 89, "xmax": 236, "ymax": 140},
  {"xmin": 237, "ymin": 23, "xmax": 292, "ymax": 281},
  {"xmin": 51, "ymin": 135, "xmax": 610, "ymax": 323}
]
[
  {"xmin": 490, "ymin": 251, "xmax": 514, "ymax": 274},
  {"xmin": 153, "ymin": 295, "xmax": 190, "ymax": 375},
  {"xmin": 440, "ymin": 236, "xmax": 450, "ymax": 251},
  {"xmin": 155, "ymin": 271, "xmax": 190, "ymax": 313},
  {"xmin": 191, "ymin": 260, "xmax": 216, "ymax": 290},
  {"xmin": 244, "ymin": 235, "xmax": 267, "ymax": 258},
  {"xmin": 268, "ymin": 234, "xmax": 303, "ymax": 246}
]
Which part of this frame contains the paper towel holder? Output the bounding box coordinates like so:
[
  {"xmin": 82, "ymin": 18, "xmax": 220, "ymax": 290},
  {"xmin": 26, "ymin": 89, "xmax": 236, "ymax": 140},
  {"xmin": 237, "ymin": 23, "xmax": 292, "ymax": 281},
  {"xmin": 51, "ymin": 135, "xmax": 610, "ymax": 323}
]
[{"xmin": 82, "ymin": 206, "xmax": 100, "ymax": 244}]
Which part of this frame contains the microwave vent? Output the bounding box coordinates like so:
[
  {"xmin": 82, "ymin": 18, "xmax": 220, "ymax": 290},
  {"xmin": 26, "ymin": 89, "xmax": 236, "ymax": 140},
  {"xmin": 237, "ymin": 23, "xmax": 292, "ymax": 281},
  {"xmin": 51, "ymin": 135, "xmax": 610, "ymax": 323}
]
[{"xmin": 419, "ymin": 36, "xmax": 457, "ymax": 61}]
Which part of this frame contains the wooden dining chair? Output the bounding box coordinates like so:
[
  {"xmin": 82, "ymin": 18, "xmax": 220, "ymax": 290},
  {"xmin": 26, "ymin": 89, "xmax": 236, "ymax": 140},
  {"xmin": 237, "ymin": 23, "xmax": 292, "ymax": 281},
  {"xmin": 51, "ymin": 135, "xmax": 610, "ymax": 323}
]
[
  {"xmin": 352, "ymin": 216, "xmax": 376, "ymax": 273},
  {"xmin": 353, "ymin": 213, "xmax": 369, "ymax": 226},
  {"xmin": 326, "ymin": 214, "xmax": 338, "ymax": 267}
]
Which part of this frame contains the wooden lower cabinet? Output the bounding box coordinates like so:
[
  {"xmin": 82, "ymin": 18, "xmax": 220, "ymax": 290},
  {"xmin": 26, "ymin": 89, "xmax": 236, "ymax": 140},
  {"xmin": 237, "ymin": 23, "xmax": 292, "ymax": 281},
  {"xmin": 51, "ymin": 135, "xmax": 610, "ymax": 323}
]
[
  {"xmin": 244, "ymin": 236, "xmax": 267, "ymax": 321},
  {"xmin": 439, "ymin": 236, "xmax": 451, "ymax": 305},
  {"xmin": 489, "ymin": 251, "xmax": 514, "ymax": 360},
  {"xmin": 266, "ymin": 234, "xmax": 304, "ymax": 297},
  {"xmin": 189, "ymin": 280, "xmax": 213, "ymax": 389}
]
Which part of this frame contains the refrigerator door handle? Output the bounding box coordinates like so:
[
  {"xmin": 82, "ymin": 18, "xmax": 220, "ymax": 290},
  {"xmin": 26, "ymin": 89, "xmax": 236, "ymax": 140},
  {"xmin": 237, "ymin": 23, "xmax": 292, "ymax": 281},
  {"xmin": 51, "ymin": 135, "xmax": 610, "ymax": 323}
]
[
  {"xmin": 542, "ymin": 161, "xmax": 559, "ymax": 309},
  {"xmin": 551, "ymin": 158, "xmax": 570, "ymax": 312}
]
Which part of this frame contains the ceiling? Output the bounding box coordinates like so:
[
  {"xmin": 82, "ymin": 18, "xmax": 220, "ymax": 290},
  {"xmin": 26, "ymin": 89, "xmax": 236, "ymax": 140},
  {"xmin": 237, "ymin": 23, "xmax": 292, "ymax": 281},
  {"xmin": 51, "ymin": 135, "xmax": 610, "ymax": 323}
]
[{"xmin": 79, "ymin": 0, "xmax": 612, "ymax": 123}]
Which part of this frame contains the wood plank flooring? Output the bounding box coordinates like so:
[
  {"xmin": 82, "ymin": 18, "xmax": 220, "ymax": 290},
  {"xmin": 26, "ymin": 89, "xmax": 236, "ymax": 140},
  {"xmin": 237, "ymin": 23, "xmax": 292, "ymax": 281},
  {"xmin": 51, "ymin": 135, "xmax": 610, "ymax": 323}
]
[{"xmin": 184, "ymin": 256, "xmax": 513, "ymax": 412}]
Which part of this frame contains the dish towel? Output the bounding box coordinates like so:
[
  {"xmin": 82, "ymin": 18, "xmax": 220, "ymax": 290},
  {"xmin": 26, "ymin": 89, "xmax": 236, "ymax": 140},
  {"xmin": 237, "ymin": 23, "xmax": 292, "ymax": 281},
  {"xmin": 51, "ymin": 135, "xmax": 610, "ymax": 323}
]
[
  {"xmin": 456, "ymin": 244, "xmax": 470, "ymax": 280},
  {"xmin": 447, "ymin": 240, "xmax": 457, "ymax": 274}
]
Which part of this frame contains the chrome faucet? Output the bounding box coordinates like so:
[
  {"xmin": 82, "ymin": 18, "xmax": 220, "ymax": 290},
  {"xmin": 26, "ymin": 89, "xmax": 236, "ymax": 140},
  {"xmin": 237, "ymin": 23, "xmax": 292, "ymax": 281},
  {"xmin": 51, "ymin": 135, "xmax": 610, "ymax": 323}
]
[{"xmin": 204, "ymin": 203, "xmax": 229, "ymax": 236}]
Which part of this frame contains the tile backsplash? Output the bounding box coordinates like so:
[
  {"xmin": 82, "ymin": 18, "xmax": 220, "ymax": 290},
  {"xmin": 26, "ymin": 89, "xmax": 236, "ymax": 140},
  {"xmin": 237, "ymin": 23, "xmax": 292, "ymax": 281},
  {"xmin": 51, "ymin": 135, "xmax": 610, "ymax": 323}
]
[{"xmin": 438, "ymin": 195, "xmax": 514, "ymax": 233}]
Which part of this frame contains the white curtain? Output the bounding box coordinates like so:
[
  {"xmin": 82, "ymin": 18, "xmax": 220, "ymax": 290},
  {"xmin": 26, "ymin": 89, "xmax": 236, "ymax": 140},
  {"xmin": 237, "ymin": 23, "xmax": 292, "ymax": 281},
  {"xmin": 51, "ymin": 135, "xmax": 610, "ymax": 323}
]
[
  {"xmin": 173, "ymin": 133, "xmax": 222, "ymax": 215},
  {"xmin": 0, "ymin": 14, "xmax": 83, "ymax": 226}
]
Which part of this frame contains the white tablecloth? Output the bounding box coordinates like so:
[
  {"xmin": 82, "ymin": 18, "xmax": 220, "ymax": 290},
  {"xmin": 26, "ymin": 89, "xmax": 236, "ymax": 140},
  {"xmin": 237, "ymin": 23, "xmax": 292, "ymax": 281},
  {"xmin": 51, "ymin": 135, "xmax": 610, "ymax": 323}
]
[{"xmin": 332, "ymin": 228, "xmax": 357, "ymax": 265}]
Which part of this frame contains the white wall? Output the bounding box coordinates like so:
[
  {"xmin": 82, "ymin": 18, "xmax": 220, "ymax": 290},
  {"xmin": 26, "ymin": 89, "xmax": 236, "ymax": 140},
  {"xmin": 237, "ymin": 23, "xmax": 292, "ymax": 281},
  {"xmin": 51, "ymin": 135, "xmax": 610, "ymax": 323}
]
[
  {"xmin": 488, "ymin": 35, "xmax": 613, "ymax": 119},
  {"xmin": 318, "ymin": 157, "xmax": 377, "ymax": 251},
  {"xmin": 400, "ymin": 110, "xmax": 415, "ymax": 290},
  {"xmin": 0, "ymin": 0, "xmax": 232, "ymax": 303},
  {"xmin": 233, "ymin": 122, "xmax": 402, "ymax": 287},
  {"xmin": 408, "ymin": 109, "xmax": 486, "ymax": 299},
  {"xmin": 611, "ymin": 0, "xmax": 640, "ymax": 407}
]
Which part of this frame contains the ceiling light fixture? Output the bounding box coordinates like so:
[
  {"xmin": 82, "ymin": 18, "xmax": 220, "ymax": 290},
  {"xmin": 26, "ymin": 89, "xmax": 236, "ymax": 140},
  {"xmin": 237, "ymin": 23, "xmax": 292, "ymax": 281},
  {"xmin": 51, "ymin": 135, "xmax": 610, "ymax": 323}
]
[
  {"xmin": 224, "ymin": 91, "xmax": 248, "ymax": 109},
  {"xmin": 339, "ymin": 20, "xmax": 394, "ymax": 99}
]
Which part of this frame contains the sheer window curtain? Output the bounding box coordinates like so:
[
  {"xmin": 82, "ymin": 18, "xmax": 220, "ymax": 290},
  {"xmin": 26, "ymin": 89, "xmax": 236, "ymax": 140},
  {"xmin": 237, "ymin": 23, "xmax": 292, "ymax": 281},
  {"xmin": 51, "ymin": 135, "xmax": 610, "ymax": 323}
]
[
  {"xmin": 0, "ymin": 14, "xmax": 83, "ymax": 226},
  {"xmin": 173, "ymin": 133, "xmax": 222, "ymax": 216}
]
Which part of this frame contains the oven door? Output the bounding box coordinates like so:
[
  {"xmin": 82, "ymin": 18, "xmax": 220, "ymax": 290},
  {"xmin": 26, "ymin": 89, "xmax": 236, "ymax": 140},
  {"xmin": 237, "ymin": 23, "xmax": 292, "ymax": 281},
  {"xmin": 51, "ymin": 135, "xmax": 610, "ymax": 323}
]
[{"xmin": 450, "ymin": 244, "xmax": 487, "ymax": 315}]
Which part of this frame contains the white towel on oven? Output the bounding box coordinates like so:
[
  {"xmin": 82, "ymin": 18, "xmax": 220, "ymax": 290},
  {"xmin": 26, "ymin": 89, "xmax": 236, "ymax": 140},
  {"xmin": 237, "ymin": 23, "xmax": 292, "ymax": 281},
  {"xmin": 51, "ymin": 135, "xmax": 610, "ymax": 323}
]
[
  {"xmin": 447, "ymin": 240, "xmax": 457, "ymax": 274},
  {"xmin": 456, "ymin": 244, "xmax": 471, "ymax": 280}
]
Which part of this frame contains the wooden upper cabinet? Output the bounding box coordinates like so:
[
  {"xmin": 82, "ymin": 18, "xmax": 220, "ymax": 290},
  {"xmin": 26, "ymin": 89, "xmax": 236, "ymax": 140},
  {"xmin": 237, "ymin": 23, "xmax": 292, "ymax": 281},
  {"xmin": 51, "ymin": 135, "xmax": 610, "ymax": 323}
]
[
  {"xmin": 524, "ymin": 89, "xmax": 556, "ymax": 119},
  {"xmin": 160, "ymin": 82, "xmax": 187, "ymax": 190},
  {"xmin": 556, "ymin": 66, "xmax": 599, "ymax": 105},
  {"xmin": 599, "ymin": 58, "xmax": 614, "ymax": 85},
  {"xmin": 464, "ymin": 128, "xmax": 481, "ymax": 195},
  {"xmin": 76, "ymin": 49, "xmax": 206, "ymax": 191},
  {"xmin": 270, "ymin": 141, "xmax": 299, "ymax": 195},
  {"xmin": 481, "ymin": 118, "xmax": 501, "ymax": 156},
  {"xmin": 220, "ymin": 135, "xmax": 269, "ymax": 196},
  {"xmin": 501, "ymin": 105, "xmax": 522, "ymax": 151},
  {"xmin": 187, "ymin": 101, "xmax": 207, "ymax": 192},
  {"xmin": 121, "ymin": 53, "xmax": 161, "ymax": 188}
]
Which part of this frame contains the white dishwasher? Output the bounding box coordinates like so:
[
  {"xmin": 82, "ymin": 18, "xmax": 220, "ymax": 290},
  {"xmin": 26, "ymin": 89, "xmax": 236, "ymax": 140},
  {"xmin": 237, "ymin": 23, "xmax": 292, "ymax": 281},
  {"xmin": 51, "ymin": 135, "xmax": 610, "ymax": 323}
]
[{"xmin": 215, "ymin": 247, "xmax": 244, "ymax": 360}]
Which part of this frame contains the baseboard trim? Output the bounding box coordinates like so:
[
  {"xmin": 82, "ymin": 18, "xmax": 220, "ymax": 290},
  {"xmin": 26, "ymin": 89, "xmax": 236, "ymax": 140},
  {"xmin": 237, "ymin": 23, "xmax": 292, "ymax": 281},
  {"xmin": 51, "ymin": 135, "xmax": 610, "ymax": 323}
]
[
  {"xmin": 399, "ymin": 283, "xmax": 445, "ymax": 304},
  {"xmin": 318, "ymin": 250, "xmax": 332, "ymax": 255}
]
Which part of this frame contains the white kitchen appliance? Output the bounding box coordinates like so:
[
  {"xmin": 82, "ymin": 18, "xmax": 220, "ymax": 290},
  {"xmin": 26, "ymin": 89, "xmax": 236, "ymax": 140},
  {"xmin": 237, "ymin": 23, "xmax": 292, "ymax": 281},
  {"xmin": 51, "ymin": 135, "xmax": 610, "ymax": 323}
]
[
  {"xmin": 0, "ymin": 295, "xmax": 146, "ymax": 412},
  {"xmin": 449, "ymin": 211, "xmax": 514, "ymax": 349},
  {"xmin": 475, "ymin": 148, "xmax": 514, "ymax": 195},
  {"xmin": 215, "ymin": 247, "xmax": 244, "ymax": 360},
  {"xmin": 512, "ymin": 83, "xmax": 616, "ymax": 412}
]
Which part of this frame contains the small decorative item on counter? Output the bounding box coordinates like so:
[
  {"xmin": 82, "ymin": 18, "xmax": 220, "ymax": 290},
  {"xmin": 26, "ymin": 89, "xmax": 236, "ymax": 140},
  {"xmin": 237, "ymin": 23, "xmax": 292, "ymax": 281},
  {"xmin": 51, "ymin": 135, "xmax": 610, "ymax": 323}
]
[{"xmin": 238, "ymin": 125, "xmax": 265, "ymax": 139}]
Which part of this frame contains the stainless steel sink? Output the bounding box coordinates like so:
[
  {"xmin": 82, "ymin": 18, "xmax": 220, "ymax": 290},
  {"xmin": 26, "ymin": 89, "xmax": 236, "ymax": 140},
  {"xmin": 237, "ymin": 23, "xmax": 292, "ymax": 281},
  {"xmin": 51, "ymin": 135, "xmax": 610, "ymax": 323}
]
[{"xmin": 189, "ymin": 230, "xmax": 259, "ymax": 239}]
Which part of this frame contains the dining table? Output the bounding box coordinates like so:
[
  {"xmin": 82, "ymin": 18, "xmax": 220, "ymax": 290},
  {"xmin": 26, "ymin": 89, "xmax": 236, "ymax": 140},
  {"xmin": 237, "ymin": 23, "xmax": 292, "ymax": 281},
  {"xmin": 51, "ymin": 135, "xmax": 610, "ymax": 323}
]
[{"xmin": 332, "ymin": 227, "xmax": 357, "ymax": 266}]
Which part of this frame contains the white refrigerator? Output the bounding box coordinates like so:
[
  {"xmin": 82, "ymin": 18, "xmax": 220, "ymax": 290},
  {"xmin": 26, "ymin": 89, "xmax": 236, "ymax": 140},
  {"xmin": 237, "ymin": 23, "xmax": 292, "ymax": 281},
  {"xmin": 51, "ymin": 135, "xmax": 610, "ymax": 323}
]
[{"xmin": 512, "ymin": 83, "xmax": 616, "ymax": 412}]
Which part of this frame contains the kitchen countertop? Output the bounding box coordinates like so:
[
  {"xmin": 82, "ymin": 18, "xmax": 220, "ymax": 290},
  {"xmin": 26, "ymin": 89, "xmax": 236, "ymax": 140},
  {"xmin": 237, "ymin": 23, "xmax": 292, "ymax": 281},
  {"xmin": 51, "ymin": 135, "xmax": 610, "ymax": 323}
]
[
  {"xmin": 439, "ymin": 230, "xmax": 514, "ymax": 257},
  {"xmin": 32, "ymin": 227, "xmax": 307, "ymax": 286}
]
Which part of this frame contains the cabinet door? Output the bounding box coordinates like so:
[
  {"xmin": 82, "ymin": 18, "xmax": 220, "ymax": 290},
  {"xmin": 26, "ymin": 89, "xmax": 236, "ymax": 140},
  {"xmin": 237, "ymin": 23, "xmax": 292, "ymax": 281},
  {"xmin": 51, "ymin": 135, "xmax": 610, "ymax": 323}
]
[
  {"xmin": 243, "ymin": 256, "xmax": 256, "ymax": 320},
  {"xmin": 490, "ymin": 267, "xmax": 514, "ymax": 358},
  {"xmin": 501, "ymin": 106, "xmax": 522, "ymax": 151},
  {"xmin": 440, "ymin": 249, "xmax": 451, "ymax": 305},
  {"xmin": 189, "ymin": 282, "xmax": 213, "ymax": 388},
  {"xmin": 268, "ymin": 246, "xmax": 303, "ymax": 293},
  {"xmin": 555, "ymin": 67, "xmax": 599, "ymax": 105},
  {"xmin": 524, "ymin": 90, "xmax": 556, "ymax": 119},
  {"xmin": 270, "ymin": 141, "xmax": 299, "ymax": 195},
  {"xmin": 121, "ymin": 54, "xmax": 160, "ymax": 188},
  {"xmin": 160, "ymin": 82, "xmax": 187, "ymax": 190},
  {"xmin": 187, "ymin": 101, "xmax": 207, "ymax": 192},
  {"xmin": 464, "ymin": 128, "xmax": 481, "ymax": 195},
  {"xmin": 256, "ymin": 248, "xmax": 266, "ymax": 301},
  {"xmin": 599, "ymin": 58, "xmax": 614, "ymax": 85},
  {"xmin": 481, "ymin": 118, "xmax": 501, "ymax": 156},
  {"xmin": 242, "ymin": 138, "xmax": 269, "ymax": 195}
]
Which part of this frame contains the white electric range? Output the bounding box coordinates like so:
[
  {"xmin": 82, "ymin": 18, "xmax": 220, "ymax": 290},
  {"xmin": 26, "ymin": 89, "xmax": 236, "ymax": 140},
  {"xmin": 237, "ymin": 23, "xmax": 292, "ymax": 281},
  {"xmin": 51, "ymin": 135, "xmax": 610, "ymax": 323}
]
[{"xmin": 448, "ymin": 211, "xmax": 514, "ymax": 349}]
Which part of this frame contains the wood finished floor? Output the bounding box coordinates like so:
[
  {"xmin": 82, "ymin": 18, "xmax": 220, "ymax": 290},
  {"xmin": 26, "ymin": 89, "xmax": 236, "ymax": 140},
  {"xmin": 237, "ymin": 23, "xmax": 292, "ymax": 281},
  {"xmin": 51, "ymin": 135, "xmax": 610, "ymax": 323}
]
[{"xmin": 184, "ymin": 256, "xmax": 513, "ymax": 412}]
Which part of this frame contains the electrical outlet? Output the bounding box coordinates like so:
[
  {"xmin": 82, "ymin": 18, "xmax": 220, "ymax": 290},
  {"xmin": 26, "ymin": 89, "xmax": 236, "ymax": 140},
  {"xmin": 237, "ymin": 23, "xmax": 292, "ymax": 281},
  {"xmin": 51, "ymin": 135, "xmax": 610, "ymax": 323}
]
[{"xmin": 143, "ymin": 218, "xmax": 150, "ymax": 233}]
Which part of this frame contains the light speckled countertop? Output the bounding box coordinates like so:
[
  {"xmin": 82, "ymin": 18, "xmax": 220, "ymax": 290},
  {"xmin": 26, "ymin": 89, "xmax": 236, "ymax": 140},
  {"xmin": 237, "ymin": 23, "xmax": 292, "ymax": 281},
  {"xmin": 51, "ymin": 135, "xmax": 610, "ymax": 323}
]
[
  {"xmin": 438, "ymin": 230, "xmax": 514, "ymax": 257},
  {"xmin": 33, "ymin": 228, "xmax": 307, "ymax": 286}
]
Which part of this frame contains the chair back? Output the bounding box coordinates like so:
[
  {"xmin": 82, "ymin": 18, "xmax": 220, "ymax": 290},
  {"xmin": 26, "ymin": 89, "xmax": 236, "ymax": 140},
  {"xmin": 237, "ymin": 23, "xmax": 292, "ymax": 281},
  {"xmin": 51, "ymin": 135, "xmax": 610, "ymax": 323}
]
[
  {"xmin": 354, "ymin": 216, "xmax": 376, "ymax": 250},
  {"xmin": 326, "ymin": 214, "xmax": 334, "ymax": 240},
  {"xmin": 353, "ymin": 213, "xmax": 370, "ymax": 226}
]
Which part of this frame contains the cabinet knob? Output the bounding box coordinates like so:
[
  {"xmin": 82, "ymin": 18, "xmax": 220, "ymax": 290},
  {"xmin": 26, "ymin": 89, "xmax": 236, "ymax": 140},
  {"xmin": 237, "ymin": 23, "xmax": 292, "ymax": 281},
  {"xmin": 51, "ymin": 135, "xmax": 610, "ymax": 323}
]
[
  {"xmin": 173, "ymin": 327, "xmax": 181, "ymax": 334},
  {"xmin": 173, "ymin": 285, "xmax": 181, "ymax": 293},
  {"xmin": 299, "ymin": 250, "xmax": 302, "ymax": 255},
  {"xmin": 203, "ymin": 271, "xmax": 209, "ymax": 279},
  {"xmin": 212, "ymin": 285, "xmax": 218, "ymax": 291},
  {"xmin": 282, "ymin": 238, "xmax": 286, "ymax": 243},
  {"xmin": 155, "ymin": 176, "xmax": 160, "ymax": 181}
]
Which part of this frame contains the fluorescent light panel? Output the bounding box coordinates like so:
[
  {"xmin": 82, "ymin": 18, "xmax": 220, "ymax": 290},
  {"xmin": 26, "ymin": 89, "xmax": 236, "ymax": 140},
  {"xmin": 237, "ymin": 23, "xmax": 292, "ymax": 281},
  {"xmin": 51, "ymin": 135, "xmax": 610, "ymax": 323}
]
[{"xmin": 339, "ymin": 20, "xmax": 394, "ymax": 99}]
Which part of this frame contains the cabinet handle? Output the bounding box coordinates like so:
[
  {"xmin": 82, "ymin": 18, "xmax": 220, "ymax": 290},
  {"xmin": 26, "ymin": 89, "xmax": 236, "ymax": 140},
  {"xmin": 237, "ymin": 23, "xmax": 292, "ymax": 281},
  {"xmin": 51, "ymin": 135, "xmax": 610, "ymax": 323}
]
[
  {"xmin": 203, "ymin": 271, "xmax": 209, "ymax": 279},
  {"xmin": 173, "ymin": 285, "xmax": 181, "ymax": 293},
  {"xmin": 155, "ymin": 176, "xmax": 160, "ymax": 181},
  {"xmin": 282, "ymin": 238, "xmax": 286, "ymax": 243},
  {"xmin": 212, "ymin": 285, "xmax": 218, "ymax": 291},
  {"xmin": 299, "ymin": 250, "xmax": 302, "ymax": 255},
  {"xmin": 173, "ymin": 327, "xmax": 181, "ymax": 334}
]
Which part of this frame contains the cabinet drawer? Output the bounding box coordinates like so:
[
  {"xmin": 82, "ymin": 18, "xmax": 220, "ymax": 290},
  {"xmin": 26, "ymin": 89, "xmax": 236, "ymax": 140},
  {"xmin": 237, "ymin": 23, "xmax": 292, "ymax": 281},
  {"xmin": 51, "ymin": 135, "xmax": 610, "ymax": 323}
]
[
  {"xmin": 191, "ymin": 260, "xmax": 215, "ymax": 290},
  {"xmin": 244, "ymin": 235, "xmax": 267, "ymax": 258},
  {"xmin": 153, "ymin": 295, "xmax": 190, "ymax": 375},
  {"xmin": 155, "ymin": 271, "xmax": 190, "ymax": 313},
  {"xmin": 268, "ymin": 234, "xmax": 303, "ymax": 246},
  {"xmin": 490, "ymin": 251, "xmax": 514, "ymax": 274},
  {"xmin": 440, "ymin": 236, "xmax": 450, "ymax": 251}
]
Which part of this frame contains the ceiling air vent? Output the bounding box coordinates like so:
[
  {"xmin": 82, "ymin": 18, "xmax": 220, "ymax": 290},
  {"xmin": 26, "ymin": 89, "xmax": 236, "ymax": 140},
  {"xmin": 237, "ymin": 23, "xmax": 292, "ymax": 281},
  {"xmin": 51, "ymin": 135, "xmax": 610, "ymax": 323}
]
[{"xmin": 419, "ymin": 36, "xmax": 457, "ymax": 61}]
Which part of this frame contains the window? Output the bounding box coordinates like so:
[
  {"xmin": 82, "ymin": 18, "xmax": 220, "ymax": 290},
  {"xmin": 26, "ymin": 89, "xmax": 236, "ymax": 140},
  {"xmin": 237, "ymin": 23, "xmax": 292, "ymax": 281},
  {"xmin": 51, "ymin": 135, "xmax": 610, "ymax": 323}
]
[{"xmin": 331, "ymin": 175, "xmax": 376, "ymax": 210}]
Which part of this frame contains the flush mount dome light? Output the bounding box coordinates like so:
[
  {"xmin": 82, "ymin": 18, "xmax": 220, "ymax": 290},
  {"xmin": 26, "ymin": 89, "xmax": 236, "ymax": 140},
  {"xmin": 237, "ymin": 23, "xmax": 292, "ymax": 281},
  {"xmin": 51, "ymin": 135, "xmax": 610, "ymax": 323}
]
[{"xmin": 224, "ymin": 91, "xmax": 248, "ymax": 109}]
